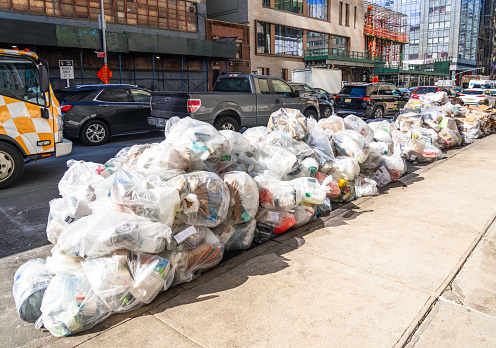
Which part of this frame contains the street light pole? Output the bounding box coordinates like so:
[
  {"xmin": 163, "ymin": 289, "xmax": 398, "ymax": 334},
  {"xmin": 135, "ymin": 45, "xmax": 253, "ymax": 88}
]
[{"xmin": 99, "ymin": 0, "xmax": 107, "ymax": 66}]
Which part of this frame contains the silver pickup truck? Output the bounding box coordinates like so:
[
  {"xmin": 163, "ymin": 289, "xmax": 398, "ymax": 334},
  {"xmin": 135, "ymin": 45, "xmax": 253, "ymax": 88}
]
[{"xmin": 148, "ymin": 74, "xmax": 321, "ymax": 131}]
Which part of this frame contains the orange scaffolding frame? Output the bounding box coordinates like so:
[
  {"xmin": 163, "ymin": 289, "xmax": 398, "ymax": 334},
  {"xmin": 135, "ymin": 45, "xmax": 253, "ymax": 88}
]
[{"xmin": 364, "ymin": 1, "xmax": 408, "ymax": 67}]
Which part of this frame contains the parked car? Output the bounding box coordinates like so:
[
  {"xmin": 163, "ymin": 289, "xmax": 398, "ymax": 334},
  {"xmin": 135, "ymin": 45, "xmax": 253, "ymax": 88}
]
[
  {"xmin": 149, "ymin": 74, "xmax": 321, "ymax": 131},
  {"xmin": 334, "ymin": 82, "xmax": 409, "ymax": 119},
  {"xmin": 458, "ymin": 88, "xmax": 490, "ymax": 106},
  {"xmin": 58, "ymin": 84, "xmax": 157, "ymax": 145},
  {"xmin": 411, "ymin": 86, "xmax": 462, "ymax": 104},
  {"xmin": 399, "ymin": 88, "xmax": 411, "ymax": 98},
  {"xmin": 313, "ymin": 87, "xmax": 336, "ymax": 106},
  {"xmin": 289, "ymin": 82, "xmax": 334, "ymax": 118},
  {"xmin": 484, "ymin": 89, "xmax": 496, "ymax": 107}
]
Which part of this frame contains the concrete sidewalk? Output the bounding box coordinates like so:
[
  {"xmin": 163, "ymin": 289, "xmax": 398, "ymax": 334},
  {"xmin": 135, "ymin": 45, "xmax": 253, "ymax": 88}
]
[{"xmin": 2, "ymin": 135, "xmax": 496, "ymax": 348}]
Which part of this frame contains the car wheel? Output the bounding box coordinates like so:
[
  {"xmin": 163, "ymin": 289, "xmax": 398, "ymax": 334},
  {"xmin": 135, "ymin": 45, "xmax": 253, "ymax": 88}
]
[
  {"xmin": 0, "ymin": 142, "xmax": 24, "ymax": 189},
  {"xmin": 81, "ymin": 120, "xmax": 109, "ymax": 146},
  {"xmin": 304, "ymin": 109, "xmax": 319, "ymax": 120},
  {"xmin": 321, "ymin": 105, "xmax": 332, "ymax": 119},
  {"xmin": 373, "ymin": 106, "xmax": 384, "ymax": 119},
  {"xmin": 214, "ymin": 116, "xmax": 240, "ymax": 132}
]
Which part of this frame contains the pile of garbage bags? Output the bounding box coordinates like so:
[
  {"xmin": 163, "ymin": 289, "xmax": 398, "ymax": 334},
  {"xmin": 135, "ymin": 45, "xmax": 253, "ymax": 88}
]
[{"xmin": 12, "ymin": 103, "xmax": 494, "ymax": 337}]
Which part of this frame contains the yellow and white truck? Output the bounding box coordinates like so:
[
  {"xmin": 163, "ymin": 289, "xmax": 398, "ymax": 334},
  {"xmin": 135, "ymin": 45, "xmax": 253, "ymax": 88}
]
[{"xmin": 0, "ymin": 48, "xmax": 72, "ymax": 189}]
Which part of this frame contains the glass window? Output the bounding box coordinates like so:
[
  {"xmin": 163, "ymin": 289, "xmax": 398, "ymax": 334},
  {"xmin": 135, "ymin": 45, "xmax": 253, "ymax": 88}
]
[
  {"xmin": 332, "ymin": 35, "xmax": 348, "ymax": 51},
  {"xmin": 272, "ymin": 79, "xmax": 292, "ymax": 95},
  {"xmin": 307, "ymin": 31, "xmax": 329, "ymax": 55},
  {"xmin": 274, "ymin": 25, "xmax": 303, "ymax": 56},
  {"xmin": 97, "ymin": 88, "xmax": 130, "ymax": 102},
  {"xmin": 0, "ymin": 56, "xmax": 45, "ymax": 106},
  {"xmin": 274, "ymin": 0, "xmax": 303, "ymax": 14},
  {"xmin": 391, "ymin": 88, "xmax": 401, "ymax": 96},
  {"xmin": 214, "ymin": 78, "xmax": 251, "ymax": 93},
  {"xmin": 62, "ymin": 90, "xmax": 96, "ymax": 103},
  {"xmin": 307, "ymin": 0, "xmax": 328, "ymax": 20},
  {"xmin": 339, "ymin": 1, "xmax": 343, "ymax": 25},
  {"xmin": 263, "ymin": 0, "xmax": 270, "ymax": 6},
  {"xmin": 339, "ymin": 86, "xmax": 366, "ymax": 97},
  {"xmin": 303, "ymin": 85, "xmax": 313, "ymax": 92},
  {"xmin": 257, "ymin": 22, "xmax": 271, "ymax": 54},
  {"xmin": 130, "ymin": 89, "xmax": 151, "ymax": 103},
  {"xmin": 345, "ymin": 3, "xmax": 350, "ymax": 26},
  {"xmin": 257, "ymin": 78, "xmax": 271, "ymax": 94}
]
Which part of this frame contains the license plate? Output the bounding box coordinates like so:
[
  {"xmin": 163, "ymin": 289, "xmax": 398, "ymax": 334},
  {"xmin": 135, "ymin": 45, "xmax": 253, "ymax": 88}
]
[
  {"xmin": 468, "ymin": 99, "xmax": 475, "ymax": 101},
  {"xmin": 345, "ymin": 99, "xmax": 352, "ymax": 103}
]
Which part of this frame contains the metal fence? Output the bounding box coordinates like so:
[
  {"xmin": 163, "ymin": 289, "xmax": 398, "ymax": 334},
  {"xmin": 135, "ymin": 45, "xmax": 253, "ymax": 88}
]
[{"xmin": 49, "ymin": 57, "xmax": 230, "ymax": 92}]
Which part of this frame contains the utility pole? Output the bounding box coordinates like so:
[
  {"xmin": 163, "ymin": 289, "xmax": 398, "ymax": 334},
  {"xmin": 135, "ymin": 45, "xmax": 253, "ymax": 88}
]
[{"xmin": 99, "ymin": 0, "xmax": 107, "ymax": 66}]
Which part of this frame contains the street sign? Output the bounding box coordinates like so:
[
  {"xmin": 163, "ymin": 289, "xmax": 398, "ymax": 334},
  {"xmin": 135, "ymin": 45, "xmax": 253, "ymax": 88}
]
[
  {"xmin": 59, "ymin": 60, "xmax": 74, "ymax": 80},
  {"xmin": 97, "ymin": 64, "xmax": 112, "ymax": 84},
  {"xmin": 96, "ymin": 52, "xmax": 105, "ymax": 58}
]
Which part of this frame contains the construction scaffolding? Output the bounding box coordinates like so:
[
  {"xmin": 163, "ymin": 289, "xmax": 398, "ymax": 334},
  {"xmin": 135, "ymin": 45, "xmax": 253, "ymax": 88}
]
[{"xmin": 364, "ymin": 1, "xmax": 408, "ymax": 68}]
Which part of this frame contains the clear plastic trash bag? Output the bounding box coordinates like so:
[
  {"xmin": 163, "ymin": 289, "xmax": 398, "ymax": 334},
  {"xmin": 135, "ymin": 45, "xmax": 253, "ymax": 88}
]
[
  {"xmin": 305, "ymin": 118, "xmax": 336, "ymax": 173},
  {"xmin": 333, "ymin": 130, "xmax": 370, "ymax": 164},
  {"xmin": 293, "ymin": 203, "xmax": 316, "ymax": 228},
  {"xmin": 343, "ymin": 115, "xmax": 374, "ymax": 142},
  {"xmin": 331, "ymin": 156, "xmax": 360, "ymax": 181},
  {"xmin": 213, "ymin": 219, "xmax": 257, "ymax": 252},
  {"xmin": 46, "ymin": 198, "xmax": 80, "ymax": 245},
  {"xmin": 46, "ymin": 245, "xmax": 85, "ymax": 276},
  {"xmin": 58, "ymin": 160, "xmax": 111, "ymax": 216},
  {"xmin": 163, "ymin": 117, "xmax": 232, "ymax": 173},
  {"xmin": 266, "ymin": 108, "xmax": 308, "ymax": 140},
  {"xmin": 222, "ymin": 171, "xmax": 259, "ymax": 225},
  {"xmin": 255, "ymin": 172, "xmax": 302, "ymax": 210},
  {"xmin": 57, "ymin": 211, "xmax": 173, "ymax": 259},
  {"xmin": 161, "ymin": 229, "xmax": 224, "ymax": 285},
  {"xmin": 291, "ymin": 177, "xmax": 326, "ymax": 205},
  {"xmin": 111, "ymin": 169, "xmax": 180, "ymax": 226},
  {"xmin": 382, "ymin": 153, "xmax": 407, "ymax": 182},
  {"xmin": 13, "ymin": 259, "xmax": 53, "ymax": 323},
  {"xmin": 318, "ymin": 115, "xmax": 345, "ymax": 139},
  {"xmin": 169, "ymin": 171, "xmax": 230, "ymax": 228},
  {"xmin": 220, "ymin": 129, "xmax": 256, "ymax": 155},
  {"xmin": 256, "ymin": 208, "xmax": 296, "ymax": 235},
  {"xmin": 37, "ymin": 273, "xmax": 111, "ymax": 337}
]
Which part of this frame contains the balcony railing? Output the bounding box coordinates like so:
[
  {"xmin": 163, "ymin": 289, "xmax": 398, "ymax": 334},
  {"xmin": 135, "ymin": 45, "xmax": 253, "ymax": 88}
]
[{"xmin": 304, "ymin": 48, "xmax": 386, "ymax": 63}]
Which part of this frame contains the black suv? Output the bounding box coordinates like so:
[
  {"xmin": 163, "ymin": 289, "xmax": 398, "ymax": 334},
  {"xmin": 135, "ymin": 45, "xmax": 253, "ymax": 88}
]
[
  {"xmin": 334, "ymin": 83, "xmax": 409, "ymax": 119},
  {"xmin": 56, "ymin": 84, "xmax": 157, "ymax": 145}
]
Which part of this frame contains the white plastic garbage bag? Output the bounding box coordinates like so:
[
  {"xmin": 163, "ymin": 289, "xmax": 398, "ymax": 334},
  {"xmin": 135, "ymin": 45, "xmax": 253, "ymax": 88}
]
[
  {"xmin": 291, "ymin": 177, "xmax": 326, "ymax": 205},
  {"xmin": 304, "ymin": 118, "xmax": 336, "ymax": 173},
  {"xmin": 318, "ymin": 115, "xmax": 345, "ymax": 139}
]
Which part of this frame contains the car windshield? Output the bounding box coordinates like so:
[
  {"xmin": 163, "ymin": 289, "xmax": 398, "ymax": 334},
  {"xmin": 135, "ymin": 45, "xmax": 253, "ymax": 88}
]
[
  {"xmin": 414, "ymin": 87, "xmax": 438, "ymax": 94},
  {"xmin": 339, "ymin": 86, "xmax": 366, "ymax": 97},
  {"xmin": 291, "ymin": 85, "xmax": 305, "ymax": 91},
  {"xmin": 462, "ymin": 90, "xmax": 484, "ymax": 95}
]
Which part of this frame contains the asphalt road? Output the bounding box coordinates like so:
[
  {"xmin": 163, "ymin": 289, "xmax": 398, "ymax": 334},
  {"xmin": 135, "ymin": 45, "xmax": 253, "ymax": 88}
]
[{"xmin": 0, "ymin": 131, "xmax": 165, "ymax": 258}]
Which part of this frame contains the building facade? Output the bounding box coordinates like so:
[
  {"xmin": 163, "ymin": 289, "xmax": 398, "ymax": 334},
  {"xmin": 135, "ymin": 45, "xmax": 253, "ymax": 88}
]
[
  {"xmin": 476, "ymin": 0, "xmax": 496, "ymax": 78},
  {"xmin": 207, "ymin": 0, "xmax": 365, "ymax": 82},
  {"xmin": 0, "ymin": 0, "xmax": 236, "ymax": 90},
  {"xmin": 374, "ymin": 0, "xmax": 483, "ymax": 84}
]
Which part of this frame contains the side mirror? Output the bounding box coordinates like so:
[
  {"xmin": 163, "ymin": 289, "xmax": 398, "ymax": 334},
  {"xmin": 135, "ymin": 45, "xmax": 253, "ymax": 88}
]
[
  {"xmin": 41, "ymin": 108, "xmax": 50, "ymax": 119},
  {"xmin": 292, "ymin": 89, "xmax": 300, "ymax": 98},
  {"xmin": 39, "ymin": 65, "xmax": 49, "ymax": 93}
]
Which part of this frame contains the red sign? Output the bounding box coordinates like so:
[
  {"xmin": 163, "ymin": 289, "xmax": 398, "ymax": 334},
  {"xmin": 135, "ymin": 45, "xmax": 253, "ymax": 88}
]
[
  {"xmin": 97, "ymin": 65, "xmax": 112, "ymax": 84},
  {"xmin": 96, "ymin": 51, "xmax": 106, "ymax": 58}
]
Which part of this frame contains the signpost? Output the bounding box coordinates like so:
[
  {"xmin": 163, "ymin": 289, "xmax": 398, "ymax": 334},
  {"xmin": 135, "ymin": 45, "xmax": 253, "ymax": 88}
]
[
  {"xmin": 59, "ymin": 60, "xmax": 74, "ymax": 87},
  {"xmin": 97, "ymin": 64, "xmax": 112, "ymax": 84}
]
